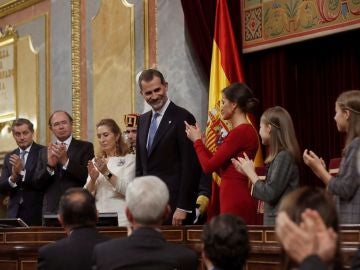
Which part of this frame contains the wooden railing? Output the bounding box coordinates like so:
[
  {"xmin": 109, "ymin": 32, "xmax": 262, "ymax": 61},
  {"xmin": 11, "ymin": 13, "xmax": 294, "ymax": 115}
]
[{"xmin": 0, "ymin": 225, "xmax": 358, "ymax": 270}]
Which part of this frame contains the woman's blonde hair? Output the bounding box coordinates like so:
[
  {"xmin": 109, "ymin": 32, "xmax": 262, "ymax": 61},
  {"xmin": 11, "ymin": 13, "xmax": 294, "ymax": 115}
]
[
  {"xmin": 261, "ymin": 106, "xmax": 300, "ymax": 164},
  {"xmin": 336, "ymin": 90, "xmax": 360, "ymax": 150},
  {"xmin": 96, "ymin": 118, "xmax": 129, "ymax": 157}
]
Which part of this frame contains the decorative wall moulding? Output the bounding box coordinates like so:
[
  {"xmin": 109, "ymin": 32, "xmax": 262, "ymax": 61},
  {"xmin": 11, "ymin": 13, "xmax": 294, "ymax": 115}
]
[
  {"xmin": 0, "ymin": 0, "xmax": 46, "ymax": 18},
  {"xmin": 242, "ymin": 0, "xmax": 360, "ymax": 53}
]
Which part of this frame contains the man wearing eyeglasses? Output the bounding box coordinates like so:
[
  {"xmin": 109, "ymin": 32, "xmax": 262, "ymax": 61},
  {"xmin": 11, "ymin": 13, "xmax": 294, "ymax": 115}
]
[{"xmin": 34, "ymin": 110, "xmax": 94, "ymax": 217}]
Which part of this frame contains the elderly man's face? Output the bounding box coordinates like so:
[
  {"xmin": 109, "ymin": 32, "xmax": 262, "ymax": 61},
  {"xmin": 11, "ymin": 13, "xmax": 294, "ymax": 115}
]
[{"xmin": 49, "ymin": 112, "xmax": 73, "ymax": 141}]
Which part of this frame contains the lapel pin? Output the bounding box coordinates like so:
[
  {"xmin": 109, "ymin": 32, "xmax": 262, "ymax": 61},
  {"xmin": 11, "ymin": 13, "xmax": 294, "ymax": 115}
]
[{"xmin": 169, "ymin": 121, "xmax": 172, "ymax": 124}]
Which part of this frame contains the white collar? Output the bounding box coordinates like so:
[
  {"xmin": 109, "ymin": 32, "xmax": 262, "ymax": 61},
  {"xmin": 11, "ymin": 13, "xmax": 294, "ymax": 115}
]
[
  {"xmin": 19, "ymin": 143, "xmax": 32, "ymax": 153},
  {"xmin": 56, "ymin": 136, "xmax": 73, "ymax": 149}
]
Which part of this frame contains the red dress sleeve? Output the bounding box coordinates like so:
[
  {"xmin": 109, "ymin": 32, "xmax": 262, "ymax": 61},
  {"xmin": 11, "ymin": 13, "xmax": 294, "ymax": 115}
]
[{"xmin": 193, "ymin": 124, "xmax": 259, "ymax": 174}]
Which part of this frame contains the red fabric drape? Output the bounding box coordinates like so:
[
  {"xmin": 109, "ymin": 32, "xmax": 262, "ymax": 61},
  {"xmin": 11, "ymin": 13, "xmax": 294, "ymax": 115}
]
[{"xmin": 181, "ymin": 0, "xmax": 216, "ymax": 79}]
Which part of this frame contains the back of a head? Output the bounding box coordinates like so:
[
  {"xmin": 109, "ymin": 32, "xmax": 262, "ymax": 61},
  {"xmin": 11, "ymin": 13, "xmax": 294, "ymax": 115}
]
[
  {"xmin": 278, "ymin": 187, "xmax": 341, "ymax": 269},
  {"xmin": 279, "ymin": 186, "xmax": 338, "ymax": 230},
  {"xmin": 126, "ymin": 176, "xmax": 169, "ymax": 225},
  {"xmin": 58, "ymin": 188, "xmax": 97, "ymax": 229},
  {"xmin": 222, "ymin": 82, "xmax": 259, "ymax": 113},
  {"xmin": 202, "ymin": 214, "xmax": 250, "ymax": 270}
]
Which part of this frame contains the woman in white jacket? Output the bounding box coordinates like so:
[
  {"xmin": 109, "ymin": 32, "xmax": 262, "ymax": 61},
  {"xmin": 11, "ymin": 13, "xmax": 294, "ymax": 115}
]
[{"xmin": 85, "ymin": 118, "xmax": 135, "ymax": 226}]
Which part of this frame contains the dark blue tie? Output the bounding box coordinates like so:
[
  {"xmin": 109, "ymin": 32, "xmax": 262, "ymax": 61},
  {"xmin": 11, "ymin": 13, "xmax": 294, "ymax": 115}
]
[
  {"xmin": 147, "ymin": 113, "xmax": 160, "ymax": 150},
  {"xmin": 20, "ymin": 150, "xmax": 27, "ymax": 168}
]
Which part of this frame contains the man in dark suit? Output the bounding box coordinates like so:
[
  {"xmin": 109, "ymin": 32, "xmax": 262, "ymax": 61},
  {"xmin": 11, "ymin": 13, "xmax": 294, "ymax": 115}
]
[
  {"xmin": 136, "ymin": 69, "xmax": 201, "ymax": 225},
  {"xmin": 0, "ymin": 118, "xmax": 44, "ymax": 226},
  {"xmin": 93, "ymin": 175, "xmax": 198, "ymax": 270},
  {"xmin": 37, "ymin": 188, "xmax": 108, "ymax": 270},
  {"xmin": 35, "ymin": 110, "xmax": 94, "ymax": 215}
]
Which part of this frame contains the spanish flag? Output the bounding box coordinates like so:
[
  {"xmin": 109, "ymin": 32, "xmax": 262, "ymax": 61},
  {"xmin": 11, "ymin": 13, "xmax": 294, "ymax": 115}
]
[{"xmin": 204, "ymin": 0, "xmax": 263, "ymax": 221}]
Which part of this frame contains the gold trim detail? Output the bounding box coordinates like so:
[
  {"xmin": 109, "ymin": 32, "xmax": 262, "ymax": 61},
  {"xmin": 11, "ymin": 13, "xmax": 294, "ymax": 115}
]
[
  {"xmin": 126, "ymin": 0, "xmax": 135, "ymax": 113},
  {"xmin": 71, "ymin": 0, "xmax": 81, "ymax": 139},
  {"xmin": 0, "ymin": 25, "xmax": 18, "ymax": 127},
  {"xmin": 144, "ymin": 0, "xmax": 149, "ymax": 69},
  {"xmin": 0, "ymin": 0, "xmax": 45, "ymax": 18}
]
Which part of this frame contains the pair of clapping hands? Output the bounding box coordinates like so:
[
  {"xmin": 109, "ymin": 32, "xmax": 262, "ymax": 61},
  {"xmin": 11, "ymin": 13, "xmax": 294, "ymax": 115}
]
[
  {"xmin": 87, "ymin": 157, "xmax": 109, "ymax": 180},
  {"xmin": 276, "ymin": 209, "xmax": 337, "ymax": 265},
  {"xmin": 9, "ymin": 154, "xmax": 25, "ymax": 182},
  {"xmin": 47, "ymin": 143, "xmax": 68, "ymax": 167}
]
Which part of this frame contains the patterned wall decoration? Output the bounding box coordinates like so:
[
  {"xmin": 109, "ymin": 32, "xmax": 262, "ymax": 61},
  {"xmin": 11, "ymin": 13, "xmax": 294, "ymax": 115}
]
[{"xmin": 242, "ymin": 0, "xmax": 360, "ymax": 53}]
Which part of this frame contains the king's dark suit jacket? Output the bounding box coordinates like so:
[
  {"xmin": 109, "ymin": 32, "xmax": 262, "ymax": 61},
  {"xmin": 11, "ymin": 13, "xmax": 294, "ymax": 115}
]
[
  {"xmin": 136, "ymin": 102, "xmax": 201, "ymax": 222},
  {"xmin": 0, "ymin": 142, "xmax": 44, "ymax": 225},
  {"xmin": 93, "ymin": 227, "xmax": 198, "ymax": 270},
  {"xmin": 38, "ymin": 226, "xmax": 109, "ymax": 270},
  {"xmin": 34, "ymin": 138, "xmax": 94, "ymax": 214}
]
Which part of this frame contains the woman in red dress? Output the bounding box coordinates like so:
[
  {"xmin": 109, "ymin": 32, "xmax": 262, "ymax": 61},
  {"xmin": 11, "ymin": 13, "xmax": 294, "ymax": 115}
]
[{"xmin": 185, "ymin": 83, "xmax": 259, "ymax": 224}]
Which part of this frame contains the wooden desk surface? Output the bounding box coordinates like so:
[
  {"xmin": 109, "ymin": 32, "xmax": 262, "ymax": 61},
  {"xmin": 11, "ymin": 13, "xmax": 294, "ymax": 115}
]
[{"xmin": 0, "ymin": 225, "xmax": 358, "ymax": 270}]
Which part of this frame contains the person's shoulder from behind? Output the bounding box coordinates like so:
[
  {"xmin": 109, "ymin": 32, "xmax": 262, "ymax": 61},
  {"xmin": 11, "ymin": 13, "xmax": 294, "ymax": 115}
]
[
  {"xmin": 38, "ymin": 236, "xmax": 68, "ymax": 256},
  {"xmin": 348, "ymin": 136, "xmax": 360, "ymax": 150},
  {"xmin": 94, "ymin": 237, "xmax": 126, "ymax": 255},
  {"xmin": 275, "ymin": 150, "xmax": 293, "ymax": 160},
  {"xmin": 167, "ymin": 242, "xmax": 198, "ymax": 266}
]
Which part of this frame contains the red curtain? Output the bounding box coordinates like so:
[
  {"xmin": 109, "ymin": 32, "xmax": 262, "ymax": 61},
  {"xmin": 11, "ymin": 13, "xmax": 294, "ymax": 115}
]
[{"xmin": 181, "ymin": 1, "xmax": 360, "ymax": 186}]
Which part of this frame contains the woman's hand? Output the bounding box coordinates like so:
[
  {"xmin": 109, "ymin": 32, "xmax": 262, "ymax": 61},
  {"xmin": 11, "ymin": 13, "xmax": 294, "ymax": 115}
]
[
  {"xmin": 184, "ymin": 121, "xmax": 202, "ymax": 142},
  {"xmin": 303, "ymin": 149, "xmax": 324, "ymax": 173},
  {"xmin": 87, "ymin": 160, "xmax": 99, "ymax": 181},
  {"xmin": 232, "ymin": 152, "xmax": 258, "ymax": 184},
  {"xmin": 93, "ymin": 157, "xmax": 109, "ymax": 175},
  {"xmin": 303, "ymin": 149, "xmax": 331, "ymax": 184}
]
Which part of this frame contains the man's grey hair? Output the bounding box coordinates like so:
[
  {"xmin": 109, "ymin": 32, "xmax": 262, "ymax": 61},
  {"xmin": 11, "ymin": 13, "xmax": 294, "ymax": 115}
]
[{"xmin": 126, "ymin": 176, "xmax": 169, "ymax": 225}]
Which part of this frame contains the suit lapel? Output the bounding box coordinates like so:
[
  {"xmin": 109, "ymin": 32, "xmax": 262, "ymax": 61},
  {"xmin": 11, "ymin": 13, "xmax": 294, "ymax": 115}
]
[
  {"xmin": 148, "ymin": 102, "xmax": 175, "ymax": 156},
  {"xmin": 139, "ymin": 112, "xmax": 152, "ymax": 156},
  {"xmin": 67, "ymin": 138, "xmax": 77, "ymax": 160},
  {"xmin": 25, "ymin": 143, "xmax": 37, "ymax": 172}
]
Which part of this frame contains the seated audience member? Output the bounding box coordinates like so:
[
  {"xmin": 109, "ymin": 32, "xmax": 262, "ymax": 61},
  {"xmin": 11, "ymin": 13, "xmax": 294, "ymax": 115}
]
[
  {"xmin": 0, "ymin": 118, "xmax": 44, "ymax": 225},
  {"xmin": 276, "ymin": 187, "xmax": 342, "ymax": 270},
  {"xmin": 303, "ymin": 90, "xmax": 360, "ymax": 224},
  {"xmin": 202, "ymin": 214, "xmax": 250, "ymax": 270},
  {"xmin": 84, "ymin": 118, "xmax": 135, "ymax": 226},
  {"xmin": 37, "ymin": 188, "xmax": 109, "ymax": 270},
  {"xmin": 232, "ymin": 106, "xmax": 300, "ymax": 225},
  {"xmin": 93, "ymin": 175, "xmax": 198, "ymax": 270}
]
